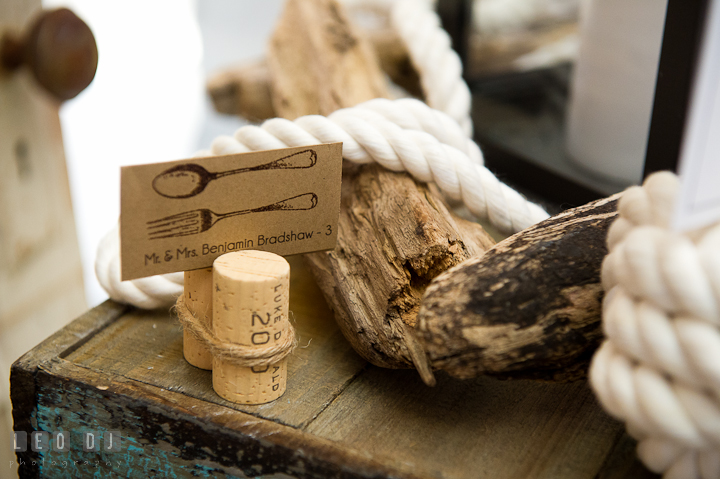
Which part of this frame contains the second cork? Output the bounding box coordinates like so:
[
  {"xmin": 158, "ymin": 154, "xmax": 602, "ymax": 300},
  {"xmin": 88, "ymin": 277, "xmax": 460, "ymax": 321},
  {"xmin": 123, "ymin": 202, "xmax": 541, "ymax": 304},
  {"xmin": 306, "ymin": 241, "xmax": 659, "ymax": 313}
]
[{"xmin": 212, "ymin": 251, "xmax": 291, "ymax": 404}]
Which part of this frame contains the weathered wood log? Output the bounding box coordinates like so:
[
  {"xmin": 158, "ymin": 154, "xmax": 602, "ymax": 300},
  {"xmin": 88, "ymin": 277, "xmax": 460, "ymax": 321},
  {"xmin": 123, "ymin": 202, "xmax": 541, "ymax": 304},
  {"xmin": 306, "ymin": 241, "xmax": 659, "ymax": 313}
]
[
  {"xmin": 266, "ymin": 0, "xmax": 496, "ymax": 380},
  {"xmin": 267, "ymin": 0, "xmax": 388, "ymax": 120},
  {"xmin": 206, "ymin": 27, "xmax": 420, "ymax": 120},
  {"xmin": 364, "ymin": 27, "xmax": 422, "ymax": 97},
  {"xmin": 307, "ymin": 164, "xmax": 495, "ymax": 372},
  {"xmin": 206, "ymin": 59, "xmax": 275, "ymax": 121},
  {"xmin": 418, "ymin": 194, "xmax": 620, "ymax": 382}
]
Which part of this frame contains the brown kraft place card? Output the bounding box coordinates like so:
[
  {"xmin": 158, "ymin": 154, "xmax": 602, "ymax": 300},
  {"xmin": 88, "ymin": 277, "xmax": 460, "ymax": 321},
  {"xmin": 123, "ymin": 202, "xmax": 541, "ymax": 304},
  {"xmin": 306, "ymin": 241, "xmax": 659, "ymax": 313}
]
[{"xmin": 120, "ymin": 143, "xmax": 342, "ymax": 280}]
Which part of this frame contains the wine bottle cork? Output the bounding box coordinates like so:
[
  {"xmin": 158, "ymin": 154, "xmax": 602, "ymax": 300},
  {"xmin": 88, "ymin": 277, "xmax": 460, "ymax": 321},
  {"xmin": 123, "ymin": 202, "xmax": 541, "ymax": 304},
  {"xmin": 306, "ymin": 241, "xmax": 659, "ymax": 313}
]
[
  {"xmin": 183, "ymin": 267, "xmax": 213, "ymax": 370},
  {"xmin": 212, "ymin": 251, "xmax": 290, "ymax": 404}
]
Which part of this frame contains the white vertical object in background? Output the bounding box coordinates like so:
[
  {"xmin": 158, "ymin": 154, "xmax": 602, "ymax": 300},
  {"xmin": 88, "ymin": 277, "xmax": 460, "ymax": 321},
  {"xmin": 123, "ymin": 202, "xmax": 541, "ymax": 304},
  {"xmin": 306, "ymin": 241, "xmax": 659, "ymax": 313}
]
[
  {"xmin": 42, "ymin": 0, "xmax": 206, "ymax": 307},
  {"xmin": 673, "ymin": 0, "xmax": 720, "ymax": 232},
  {"xmin": 565, "ymin": 0, "xmax": 667, "ymax": 184}
]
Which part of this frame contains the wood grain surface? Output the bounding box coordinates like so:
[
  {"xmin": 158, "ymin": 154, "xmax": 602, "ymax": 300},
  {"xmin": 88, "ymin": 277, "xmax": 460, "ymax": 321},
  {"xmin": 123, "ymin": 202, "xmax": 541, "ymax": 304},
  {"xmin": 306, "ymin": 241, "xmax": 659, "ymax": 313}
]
[
  {"xmin": 11, "ymin": 255, "xmax": 659, "ymax": 478},
  {"xmin": 419, "ymin": 195, "xmax": 619, "ymax": 381},
  {"xmin": 66, "ymin": 255, "xmax": 366, "ymax": 429},
  {"xmin": 266, "ymin": 0, "xmax": 388, "ymax": 119},
  {"xmin": 268, "ymin": 0, "xmax": 495, "ymax": 376}
]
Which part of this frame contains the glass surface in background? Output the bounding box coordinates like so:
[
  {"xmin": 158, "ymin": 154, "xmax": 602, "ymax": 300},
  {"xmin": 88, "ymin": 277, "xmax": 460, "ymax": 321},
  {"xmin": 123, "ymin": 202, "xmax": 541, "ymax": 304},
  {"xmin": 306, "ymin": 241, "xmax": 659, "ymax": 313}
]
[{"xmin": 566, "ymin": 0, "xmax": 668, "ymax": 184}]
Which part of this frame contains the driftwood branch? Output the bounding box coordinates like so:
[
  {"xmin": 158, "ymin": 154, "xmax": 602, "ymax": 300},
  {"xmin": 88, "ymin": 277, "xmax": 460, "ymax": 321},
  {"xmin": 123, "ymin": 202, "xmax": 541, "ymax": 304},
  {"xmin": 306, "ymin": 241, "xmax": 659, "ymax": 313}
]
[
  {"xmin": 418, "ymin": 194, "xmax": 620, "ymax": 381},
  {"xmin": 206, "ymin": 23, "xmax": 421, "ymax": 120},
  {"xmin": 267, "ymin": 0, "xmax": 389, "ymax": 119},
  {"xmin": 266, "ymin": 0, "xmax": 495, "ymax": 382},
  {"xmin": 365, "ymin": 28, "xmax": 422, "ymax": 97},
  {"xmin": 306, "ymin": 165, "xmax": 495, "ymax": 372},
  {"xmin": 206, "ymin": 59, "xmax": 275, "ymax": 121}
]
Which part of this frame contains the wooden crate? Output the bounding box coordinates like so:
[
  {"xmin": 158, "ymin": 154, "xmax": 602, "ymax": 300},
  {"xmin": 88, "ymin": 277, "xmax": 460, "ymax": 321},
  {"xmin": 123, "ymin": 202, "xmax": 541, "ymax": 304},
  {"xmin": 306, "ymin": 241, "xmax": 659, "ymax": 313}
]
[
  {"xmin": 2, "ymin": 1, "xmax": 88, "ymax": 475},
  {"xmin": 11, "ymin": 255, "xmax": 658, "ymax": 478}
]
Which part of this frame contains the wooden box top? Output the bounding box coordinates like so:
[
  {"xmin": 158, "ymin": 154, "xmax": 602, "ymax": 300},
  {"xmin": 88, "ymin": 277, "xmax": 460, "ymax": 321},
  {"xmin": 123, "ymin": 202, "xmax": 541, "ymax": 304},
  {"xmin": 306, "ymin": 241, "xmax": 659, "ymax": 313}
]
[{"xmin": 11, "ymin": 255, "xmax": 657, "ymax": 478}]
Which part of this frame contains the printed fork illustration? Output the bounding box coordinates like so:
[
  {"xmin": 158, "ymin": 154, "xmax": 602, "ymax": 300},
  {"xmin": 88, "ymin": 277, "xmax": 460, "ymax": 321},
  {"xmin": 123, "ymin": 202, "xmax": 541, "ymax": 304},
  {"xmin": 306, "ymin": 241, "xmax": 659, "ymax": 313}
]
[{"xmin": 147, "ymin": 193, "xmax": 318, "ymax": 239}]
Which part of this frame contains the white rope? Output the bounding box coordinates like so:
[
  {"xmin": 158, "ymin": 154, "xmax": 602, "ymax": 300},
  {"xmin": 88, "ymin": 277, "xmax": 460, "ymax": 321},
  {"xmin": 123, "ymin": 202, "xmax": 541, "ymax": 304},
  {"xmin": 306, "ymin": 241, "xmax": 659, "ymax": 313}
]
[
  {"xmin": 391, "ymin": 0, "xmax": 474, "ymax": 136},
  {"xmin": 590, "ymin": 171, "xmax": 720, "ymax": 479},
  {"xmin": 358, "ymin": 98, "xmax": 482, "ymax": 164},
  {"xmin": 213, "ymin": 99, "xmax": 547, "ymax": 231},
  {"xmin": 340, "ymin": 0, "xmax": 472, "ymax": 131},
  {"xmin": 95, "ymin": 225, "xmax": 184, "ymax": 310},
  {"xmin": 96, "ymin": 99, "xmax": 547, "ymax": 308}
]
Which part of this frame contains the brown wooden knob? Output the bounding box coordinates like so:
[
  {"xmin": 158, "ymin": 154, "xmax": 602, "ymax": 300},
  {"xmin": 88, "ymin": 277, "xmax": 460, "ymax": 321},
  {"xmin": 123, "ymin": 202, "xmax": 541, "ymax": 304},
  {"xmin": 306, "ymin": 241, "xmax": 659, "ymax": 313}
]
[{"xmin": 1, "ymin": 8, "xmax": 98, "ymax": 101}]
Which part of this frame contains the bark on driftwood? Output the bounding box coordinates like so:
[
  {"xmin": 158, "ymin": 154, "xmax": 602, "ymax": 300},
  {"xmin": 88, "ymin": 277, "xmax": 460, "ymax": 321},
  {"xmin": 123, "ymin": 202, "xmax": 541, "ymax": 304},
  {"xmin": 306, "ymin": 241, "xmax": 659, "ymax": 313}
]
[
  {"xmin": 363, "ymin": 27, "xmax": 422, "ymax": 98},
  {"xmin": 206, "ymin": 59, "xmax": 275, "ymax": 121},
  {"xmin": 205, "ymin": 27, "xmax": 421, "ymax": 120},
  {"xmin": 266, "ymin": 0, "xmax": 496, "ymax": 380},
  {"xmin": 267, "ymin": 0, "xmax": 388, "ymax": 120},
  {"xmin": 418, "ymin": 195, "xmax": 620, "ymax": 382},
  {"xmin": 308, "ymin": 164, "xmax": 495, "ymax": 372}
]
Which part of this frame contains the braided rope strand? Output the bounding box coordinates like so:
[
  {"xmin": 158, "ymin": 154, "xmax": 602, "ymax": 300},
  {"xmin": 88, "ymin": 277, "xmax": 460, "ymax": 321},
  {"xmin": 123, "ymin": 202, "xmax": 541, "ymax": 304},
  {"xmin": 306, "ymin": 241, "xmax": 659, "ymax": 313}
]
[
  {"xmin": 590, "ymin": 171, "xmax": 720, "ymax": 479},
  {"xmin": 212, "ymin": 100, "xmax": 548, "ymax": 232},
  {"xmin": 95, "ymin": 226, "xmax": 183, "ymax": 309},
  {"xmin": 391, "ymin": 0, "xmax": 474, "ymax": 136}
]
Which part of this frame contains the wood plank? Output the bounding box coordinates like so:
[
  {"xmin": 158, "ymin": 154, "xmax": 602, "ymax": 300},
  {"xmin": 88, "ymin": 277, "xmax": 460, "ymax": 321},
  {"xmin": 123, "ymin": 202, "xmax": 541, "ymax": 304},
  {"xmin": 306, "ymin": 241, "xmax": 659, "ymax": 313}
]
[
  {"xmin": 2, "ymin": 6, "xmax": 88, "ymax": 477},
  {"xmin": 65, "ymin": 255, "xmax": 367, "ymax": 428},
  {"xmin": 595, "ymin": 433, "xmax": 661, "ymax": 479},
  {"xmin": 15, "ymin": 298, "xmax": 641, "ymax": 479},
  {"xmin": 0, "ymin": 9, "xmax": 86, "ymax": 333},
  {"xmin": 10, "ymin": 301, "xmax": 128, "ymax": 477},
  {"xmin": 306, "ymin": 368, "xmax": 627, "ymax": 479},
  {"xmin": 28, "ymin": 359, "xmax": 422, "ymax": 478},
  {"xmin": 11, "ymin": 263, "xmax": 654, "ymax": 478}
]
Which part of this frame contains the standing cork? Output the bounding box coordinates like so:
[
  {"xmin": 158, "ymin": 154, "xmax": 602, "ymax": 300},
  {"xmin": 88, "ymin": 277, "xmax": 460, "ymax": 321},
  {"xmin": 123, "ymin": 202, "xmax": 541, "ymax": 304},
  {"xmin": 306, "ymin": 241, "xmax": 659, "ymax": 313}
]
[
  {"xmin": 183, "ymin": 267, "xmax": 213, "ymax": 370},
  {"xmin": 212, "ymin": 251, "xmax": 290, "ymax": 404}
]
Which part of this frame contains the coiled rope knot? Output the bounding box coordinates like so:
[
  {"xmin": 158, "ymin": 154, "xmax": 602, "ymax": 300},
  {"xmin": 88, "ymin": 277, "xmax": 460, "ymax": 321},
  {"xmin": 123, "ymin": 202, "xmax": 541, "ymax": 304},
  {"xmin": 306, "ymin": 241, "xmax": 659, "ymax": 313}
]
[
  {"xmin": 590, "ymin": 171, "xmax": 720, "ymax": 479},
  {"xmin": 174, "ymin": 295, "xmax": 297, "ymax": 367}
]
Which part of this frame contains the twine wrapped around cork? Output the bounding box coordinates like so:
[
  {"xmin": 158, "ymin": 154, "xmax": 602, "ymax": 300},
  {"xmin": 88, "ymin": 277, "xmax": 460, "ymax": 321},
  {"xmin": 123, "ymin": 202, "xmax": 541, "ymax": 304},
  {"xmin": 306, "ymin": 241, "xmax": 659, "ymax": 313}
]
[{"xmin": 175, "ymin": 251, "xmax": 297, "ymax": 404}]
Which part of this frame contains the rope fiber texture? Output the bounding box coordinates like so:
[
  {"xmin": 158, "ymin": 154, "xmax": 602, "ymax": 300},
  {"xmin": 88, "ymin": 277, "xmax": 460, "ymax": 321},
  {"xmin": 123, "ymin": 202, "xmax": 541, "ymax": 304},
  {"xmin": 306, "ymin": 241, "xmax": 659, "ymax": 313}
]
[
  {"xmin": 175, "ymin": 295, "xmax": 297, "ymax": 367},
  {"xmin": 391, "ymin": 0, "xmax": 474, "ymax": 136},
  {"xmin": 205, "ymin": 98, "xmax": 548, "ymax": 233},
  {"xmin": 590, "ymin": 171, "xmax": 720, "ymax": 479},
  {"xmin": 95, "ymin": 225, "xmax": 184, "ymax": 309}
]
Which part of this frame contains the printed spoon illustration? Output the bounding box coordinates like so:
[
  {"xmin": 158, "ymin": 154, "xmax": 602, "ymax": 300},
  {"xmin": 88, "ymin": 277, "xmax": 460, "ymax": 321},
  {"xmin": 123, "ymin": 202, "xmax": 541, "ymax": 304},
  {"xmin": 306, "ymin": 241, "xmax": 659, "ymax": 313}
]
[
  {"xmin": 147, "ymin": 192, "xmax": 318, "ymax": 239},
  {"xmin": 152, "ymin": 149, "xmax": 317, "ymax": 198}
]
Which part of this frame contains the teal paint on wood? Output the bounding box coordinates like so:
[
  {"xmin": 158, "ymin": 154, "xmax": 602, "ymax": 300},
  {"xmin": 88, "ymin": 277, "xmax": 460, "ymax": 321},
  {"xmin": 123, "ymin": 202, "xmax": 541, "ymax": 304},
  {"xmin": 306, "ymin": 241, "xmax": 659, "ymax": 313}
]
[
  {"xmin": 24, "ymin": 356, "xmax": 376, "ymax": 479},
  {"xmin": 32, "ymin": 376, "xmax": 249, "ymax": 478}
]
